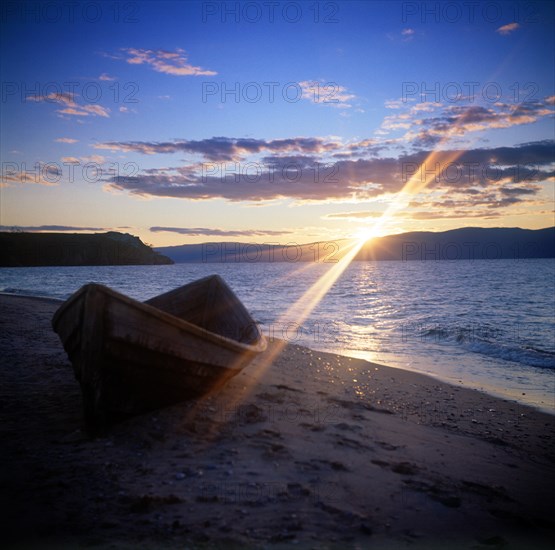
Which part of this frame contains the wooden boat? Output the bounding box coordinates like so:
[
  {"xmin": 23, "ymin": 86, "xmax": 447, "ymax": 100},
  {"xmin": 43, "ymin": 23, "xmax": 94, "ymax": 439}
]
[{"xmin": 52, "ymin": 275, "xmax": 266, "ymax": 433}]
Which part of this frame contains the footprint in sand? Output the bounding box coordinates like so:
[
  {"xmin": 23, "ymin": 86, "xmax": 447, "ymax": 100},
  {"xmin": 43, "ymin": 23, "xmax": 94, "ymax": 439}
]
[
  {"xmin": 370, "ymin": 459, "xmax": 419, "ymax": 476},
  {"xmin": 403, "ymin": 478, "xmax": 462, "ymax": 508},
  {"xmin": 333, "ymin": 422, "xmax": 363, "ymax": 432},
  {"xmin": 376, "ymin": 441, "xmax": 401, "ymax": 451},
  {"xmin": 299, "ymin": 422, "xmax": 326, "ymax": 432},
  {"xmin": 334, "ymin": 434, "xmax": 373, "ymax": 451},
  {"xmin": 315, "ymin": 459, "xmax": 350, "ymax": 472},
  {"xmin": 273, "ymin": 384, "xmax": 303, "ymax": 393},
  {"xmin": 327, "ymin": 397, "xmax": 395, "ymax": 416}
]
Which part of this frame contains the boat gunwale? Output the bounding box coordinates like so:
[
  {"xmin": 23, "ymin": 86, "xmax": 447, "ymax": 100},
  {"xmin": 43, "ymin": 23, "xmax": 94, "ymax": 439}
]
[{"xmin": 52, "ymin": 281, "xmax": 267, "ymax": 355}]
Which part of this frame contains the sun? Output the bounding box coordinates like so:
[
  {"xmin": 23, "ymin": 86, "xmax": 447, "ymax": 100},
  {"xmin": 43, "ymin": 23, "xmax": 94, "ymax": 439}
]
[{"xmin": 354, "ymin": 225, "xmax": 379, "ymax": 243}]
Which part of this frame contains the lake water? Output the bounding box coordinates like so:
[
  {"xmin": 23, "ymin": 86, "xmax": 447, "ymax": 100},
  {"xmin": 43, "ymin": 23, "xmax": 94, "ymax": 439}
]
[{"xmin": 1, "ymin": 259, "xmax": 554, "ymax": 412}]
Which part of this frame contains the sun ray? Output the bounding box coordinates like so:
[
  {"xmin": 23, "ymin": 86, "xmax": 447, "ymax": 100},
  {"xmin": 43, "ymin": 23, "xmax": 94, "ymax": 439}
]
[{"xmin": 183, "ymin": 130, "xmax": 470, "ymax": 436}]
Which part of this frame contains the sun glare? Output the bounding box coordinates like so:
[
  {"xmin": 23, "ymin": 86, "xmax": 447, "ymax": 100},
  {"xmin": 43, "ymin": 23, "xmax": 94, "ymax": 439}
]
[
  {"xmin": 354, "ymin": 226, "xmax": 379, "ymax": 243},
  {"xmin": 188, "ymin": 123, "xmax": 472, "ymax": 435}
]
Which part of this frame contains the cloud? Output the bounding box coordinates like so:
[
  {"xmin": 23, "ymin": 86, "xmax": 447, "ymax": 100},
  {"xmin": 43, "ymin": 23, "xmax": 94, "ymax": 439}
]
[
  {"xmin": 150, "ymin": 226, "xmax": 292, "ymax": 237},
  {"xmin": 28, "ymin": 92, "xmax": 110, "ymax": 118},
  {"xmin": 95, "ymin": 136, "xmax": 341, "ymax": 161},
  {"xmin": 496, "ymin": 22, "xmax": 520, "ymax": 35},
  {"xmin": 345, "ymin": 137, "xmax": 390, "ymax": 156},
  {"xmin": 99, "ymin": 73, "xmax": 116, "ymax": 81},
  {"xmin": 385, "ymin": 99, "xmax": 404, "ymax": 109},
  {"xmin": 104, "ymin": 140, "xmax": 554, "ymax": 203},
  {"xmin": 382, "ymin": 98, "xmax": 554, "ymax": 145},
  {"xmin": 121, "ymin": 48, "xmax": 216, "ymax": 76},
  {"xmin": 408, "ymin": 181, "xmax": 545, "ymax": 212},
  {"xmin": 82, "ymin": 155, "xmax": 106, "ymax": 164},
  {"xmin": 79, "ymin": 104, "xmax": 110, "ymax": 117},
  {"xmin": 0, "ymin": 225, "xmax": 106, "ymax": 232},
  {"xmin": 323, "ymin": 211, "xmax": 384, "ymax": 220},
  {"xmin": 387, "ymin": 27, "xmax": 417, "ymax": 43},
  {"xmin": 401, "ymin": 28, "xmax": 415, "ymax": 41},
  {"xmin": 381, "ymin": 113, "xmax": 412, "ymax": 132},
  {"xmin": 401, "ymin": 182, "xmax": 551, "ymax": 219},
  {"xmin": 61, "ymin": 155, "xmax": 105, "ymax": 165},
  {"xmin": 299, "ymin": 80, "xmax": 356, "ymax": 109},
  {"xmin": 399, "ymin": 210, "xmax": 502, "ymax": 220},
  {"xmin": 55, "ymin": 137, "xmax": 79, "ymax": 143},
  {"xmin": 1, "ymin": 162, "xmax": 62, "ymax": 186},
  {"xmin": 399, "ymin": 141, "xmax": 554, "ymax": 187},
  {"xmin": 410, "ymin": 102, "xmax": 438, "ymax": 113}
]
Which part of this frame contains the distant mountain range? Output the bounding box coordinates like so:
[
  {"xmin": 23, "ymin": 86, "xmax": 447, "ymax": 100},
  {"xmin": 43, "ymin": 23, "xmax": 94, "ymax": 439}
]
[
  {"xmin": 1, "ymin": 227, "xmax": 551, "ymax": 267},
  {"xmin": 156, "ymin": 227, "xmax": 555, "ymax": 263},
  {"xmin": 0, "ymin": 232, "xmax": 173, "ymax": 267}
]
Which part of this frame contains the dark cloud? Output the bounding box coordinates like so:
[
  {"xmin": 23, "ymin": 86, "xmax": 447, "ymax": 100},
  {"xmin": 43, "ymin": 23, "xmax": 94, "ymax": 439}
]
[
  {"xmin": 95, "ymin": 136, "xmax": 339, "ymax": 161},
  {"xmin": 403, "ymin": 210, "xmax": 502, "ymax": 220},
  {"xmin": 150, "ymin": 227, "xmax": 291, "ymax": 237},
  {"xmin": 500, "ymin": 186, "xmax": 540, "ymax": 196},
  {"xmin": 109, "ymin": 155, "xmax": 400, "ymax": 201},
  {"xmin": 0, "ymin": 225, "xmax": 106, "ymax": 232},
  {"xmin": 407, "ymin": 180, "xmax": 546, "ymax": 216},
  {"xmin": 105, "ymin": 140, "xmax": 554, "ymax": 203},
  {"xmin": 399, "ymin": 141, "xmax": 555, "ymax": 188}
]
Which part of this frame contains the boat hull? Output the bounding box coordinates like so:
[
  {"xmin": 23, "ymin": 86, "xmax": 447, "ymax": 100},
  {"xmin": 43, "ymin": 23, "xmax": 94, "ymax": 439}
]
[{"xmin": 52, "ymin": 278, "xmax": 265, "ymax": 432}]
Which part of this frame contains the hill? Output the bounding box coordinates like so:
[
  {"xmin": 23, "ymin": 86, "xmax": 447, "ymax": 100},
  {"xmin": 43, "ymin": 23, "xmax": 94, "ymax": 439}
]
[
  {"xmin": 356, "ymin": 226, "xmax": 555, "ymax": 261},
  {"xmin": 156, "ymin": 227, "xmax": 555, "ymax": 263},
  {"xmin": 0, "ymin": 232, "xmax": 173, "ymax": 267}
]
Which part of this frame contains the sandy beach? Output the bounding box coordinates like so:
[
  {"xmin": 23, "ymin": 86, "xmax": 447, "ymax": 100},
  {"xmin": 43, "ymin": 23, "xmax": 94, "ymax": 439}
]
[{"xmin": 1, "ymin": 293, "xmax": 554, "ymax": 549}]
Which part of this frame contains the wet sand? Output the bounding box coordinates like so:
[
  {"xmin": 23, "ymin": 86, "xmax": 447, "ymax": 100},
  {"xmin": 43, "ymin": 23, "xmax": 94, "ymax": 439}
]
[{"xmin": 1, "ymin": 293, "xmax": 554, "ymax": 549}]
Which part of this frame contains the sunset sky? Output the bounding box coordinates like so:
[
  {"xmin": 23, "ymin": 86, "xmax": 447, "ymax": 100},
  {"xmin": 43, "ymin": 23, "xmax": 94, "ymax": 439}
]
[{"xmin": 1, "ymin": 0, "xmax": 554, "ymax": 246}]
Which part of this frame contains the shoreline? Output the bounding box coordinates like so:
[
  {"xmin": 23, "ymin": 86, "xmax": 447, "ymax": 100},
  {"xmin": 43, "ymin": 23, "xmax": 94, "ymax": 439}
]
[
  {"xmin": 1, "ymin": 293, "xmax": 554, "ymax": 548},
  {"xmin": 1, "ymin": 290, "xmax": 553, "ymax": 415},
  {"xmin": 0, "ymin": 290, "xmax": 65, "ymax": 302},
  {"xmin": 324, "ymin": 347, "xmax": 555, "ymax": 416}
]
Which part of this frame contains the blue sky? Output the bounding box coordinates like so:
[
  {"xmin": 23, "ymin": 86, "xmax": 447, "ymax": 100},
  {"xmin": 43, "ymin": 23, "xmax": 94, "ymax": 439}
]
[{"xmin": 1, "ymin": 1, "xmax": 554, "ymax": 245}]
